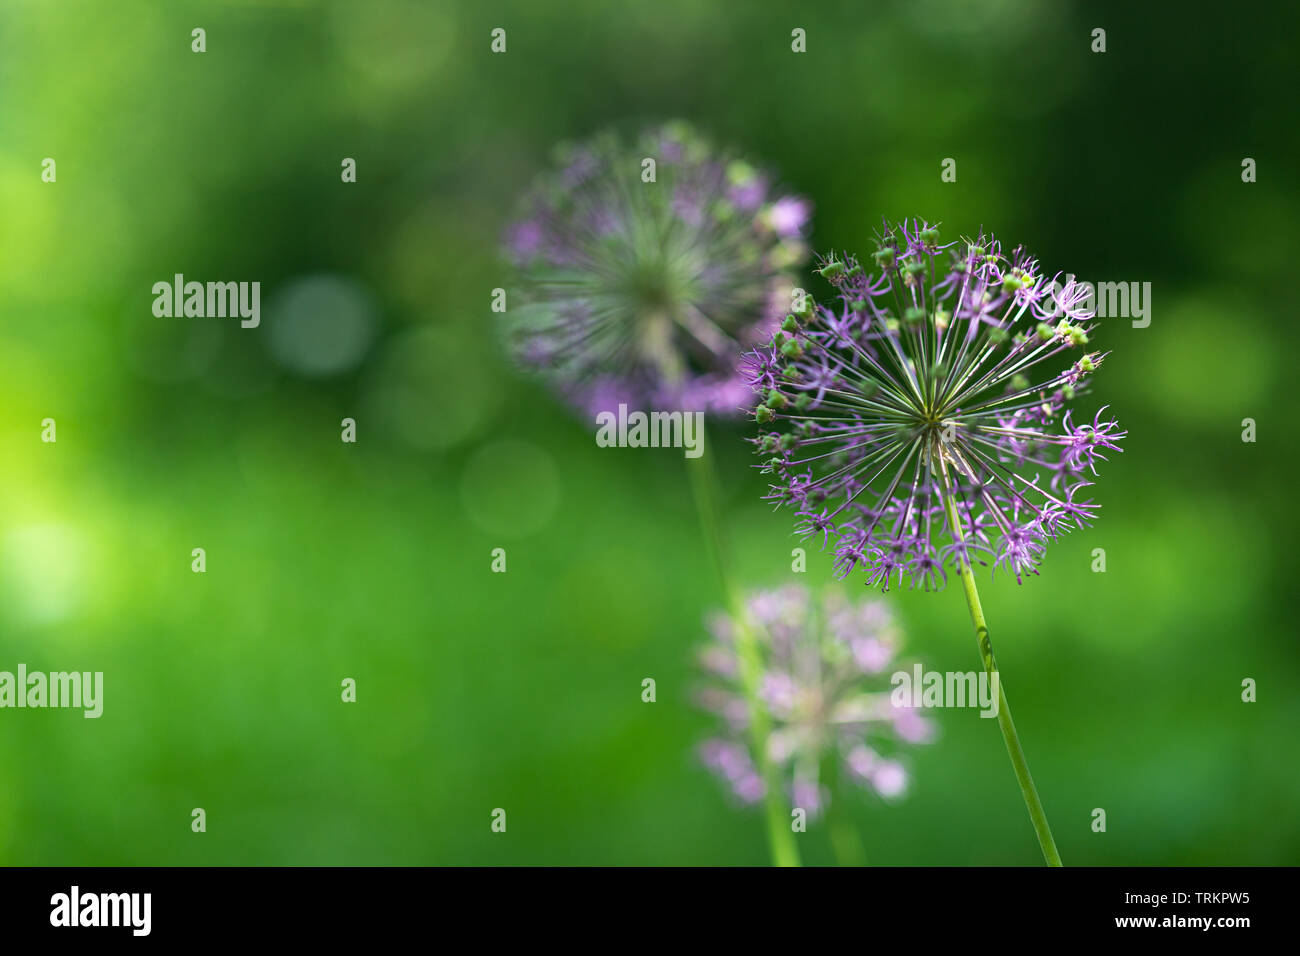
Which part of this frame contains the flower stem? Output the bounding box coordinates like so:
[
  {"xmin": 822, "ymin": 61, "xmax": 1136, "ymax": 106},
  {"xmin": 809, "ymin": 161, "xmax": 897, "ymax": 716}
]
[
  {"xmin": 687, "ymin": 431, "xmax": 801, "ymax": 867},
  {"xmin": 828, "ymin": 808, "xmax": 867, "ymax": 867},
  {"xmin": 939, "ymin": 485, "xmax": 1064, "ymax": 867},
  {"xmin": 824, "ymin": 759, "xmax": 867, "ymax": 866}
]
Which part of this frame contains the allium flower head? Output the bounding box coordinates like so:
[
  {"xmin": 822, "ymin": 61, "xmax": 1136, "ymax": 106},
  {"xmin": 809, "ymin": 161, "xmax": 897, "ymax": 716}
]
[
  {"xmin": 696, "ymin": 586, "xmax": 932, "ymax": 816},
  {"xmin": 746, "ymin": 220, "xmax": 1126, "ymax": 590},
  {"xmin": 503, "ymin": 121, "xmax": 811, "ymax": 416}
]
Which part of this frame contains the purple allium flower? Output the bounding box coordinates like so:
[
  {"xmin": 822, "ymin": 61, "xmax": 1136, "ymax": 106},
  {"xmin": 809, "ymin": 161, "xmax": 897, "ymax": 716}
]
[
  {"xmin": 696, "ymin": 586, "xmax": 932, "ymax": 816},
  {"xmin": 746, "ymin": 220, "xmax": 1126, "ymax": 591},
  {"xmin": 503, "ymin": 122, "xmax": 811, "ymax": 417}
]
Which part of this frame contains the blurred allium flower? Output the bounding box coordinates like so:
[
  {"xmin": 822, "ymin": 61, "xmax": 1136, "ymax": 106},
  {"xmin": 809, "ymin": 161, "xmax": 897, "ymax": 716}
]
[
  {"xmin": 746, "ymin": 220, "xmax": 1126, "ymax": 591},
  {"xmin": 696, "ymin": 586, "xmax": 932, "ymax": 817},
  {"xmin": 503, "ymin": 122, "xmax": 811, "ymax": 416}
]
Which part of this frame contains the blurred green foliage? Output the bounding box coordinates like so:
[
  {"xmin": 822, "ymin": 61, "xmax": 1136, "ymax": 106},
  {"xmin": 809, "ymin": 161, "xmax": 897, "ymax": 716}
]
[{"xmin": 1, "ymin": 0, "xmax": 1297, "ymax": 864}]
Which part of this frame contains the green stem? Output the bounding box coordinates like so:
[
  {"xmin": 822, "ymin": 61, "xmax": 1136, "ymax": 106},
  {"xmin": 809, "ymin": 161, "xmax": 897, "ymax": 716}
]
[
  {"xmin": 824, "ymin": 759, "xmax": 867, "ymax": 866},
  {"xmin": 828, "ymin": 811, "xmax": 867, "ymax": 867},
  {"xmin": 687, "ymin": 432, "xmax": 801, "ymax": 868},
  {"xmin": 939, "ymin": 482, "xmax": 1064, "ymax": 867}
]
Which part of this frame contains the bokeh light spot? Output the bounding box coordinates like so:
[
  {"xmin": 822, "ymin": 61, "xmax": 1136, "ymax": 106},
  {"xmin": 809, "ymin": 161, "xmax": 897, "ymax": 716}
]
[{"xmin": 266, "ymin": 274, "xmax": 379, "ymax": 377}]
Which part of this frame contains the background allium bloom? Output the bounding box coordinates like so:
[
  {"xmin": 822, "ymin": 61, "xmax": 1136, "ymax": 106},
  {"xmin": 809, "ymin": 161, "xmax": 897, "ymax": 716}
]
[
  {"xmin": 696, "ymin": 586, "xmax": 932, "ymax": 816},
  {"xmin": 746, "ymin": 220, "xmax": 1126, "ymax": 591},
  {"xmin": 503, "ymin": 122, "xmax": 811, "ymax": 416}
]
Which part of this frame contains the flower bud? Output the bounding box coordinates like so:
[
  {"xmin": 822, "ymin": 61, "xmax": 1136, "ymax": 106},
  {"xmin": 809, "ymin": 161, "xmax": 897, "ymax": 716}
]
[{"xmin": 818, "ymin": 260, "xmax": 846, "ymax": 281}]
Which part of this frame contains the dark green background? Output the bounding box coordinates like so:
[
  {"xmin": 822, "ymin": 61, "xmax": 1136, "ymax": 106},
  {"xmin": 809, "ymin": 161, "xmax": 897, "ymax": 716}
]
[{"xmin": 1, "ymin": 0, "xmax": 1296, "ymax": 864}]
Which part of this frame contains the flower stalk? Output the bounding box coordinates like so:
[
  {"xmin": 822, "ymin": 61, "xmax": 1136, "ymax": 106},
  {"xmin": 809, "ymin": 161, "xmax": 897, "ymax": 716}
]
[
  {"xmin": 687, "ymin": 439, "xmax": 801, "ymax": 867},
  {"xmin": 939, "ymin": 458, "xmax": 1062, "ymax": 866}
]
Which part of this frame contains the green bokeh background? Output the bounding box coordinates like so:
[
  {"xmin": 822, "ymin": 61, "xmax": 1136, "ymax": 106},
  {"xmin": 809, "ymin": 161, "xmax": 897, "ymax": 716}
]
[{"xmin": 2, "ymin": 0, "xmax": 1297, "ymax": 865}]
